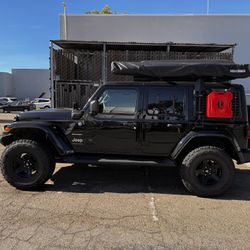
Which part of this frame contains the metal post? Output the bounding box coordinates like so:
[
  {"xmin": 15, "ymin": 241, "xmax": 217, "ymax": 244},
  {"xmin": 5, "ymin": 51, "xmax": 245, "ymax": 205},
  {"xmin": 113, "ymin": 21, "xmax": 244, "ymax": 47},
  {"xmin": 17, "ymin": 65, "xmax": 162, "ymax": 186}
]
[
  {"xmin": 50, "ymin": 41, "xmax": 55, "ymax": 108},
  {"xmin": 167, "ymin": 44, "xmax": 171, "ymax": 52},
  {"xmin": 62, "ymin": 1, "xmax": 68, "ymax": 40},
  {"xmin": 102, "ymin": 43, "xmax": 107, "ymax": 84}
]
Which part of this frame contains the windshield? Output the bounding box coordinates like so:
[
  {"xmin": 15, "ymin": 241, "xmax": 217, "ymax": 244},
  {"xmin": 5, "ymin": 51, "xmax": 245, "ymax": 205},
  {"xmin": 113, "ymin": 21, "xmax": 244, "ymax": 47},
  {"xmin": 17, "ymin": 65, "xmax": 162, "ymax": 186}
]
[{"xmin": 31, "ymin": 99, "xmax": 39, "ymax": 103}]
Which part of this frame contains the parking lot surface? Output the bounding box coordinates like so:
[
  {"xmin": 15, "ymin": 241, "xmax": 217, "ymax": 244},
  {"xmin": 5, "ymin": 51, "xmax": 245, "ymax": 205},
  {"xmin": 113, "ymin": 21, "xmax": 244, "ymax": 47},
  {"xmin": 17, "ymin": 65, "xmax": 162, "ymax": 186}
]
[{"xmin": 0, "ymin": 113, "xmax": 250, "ymax": 249}]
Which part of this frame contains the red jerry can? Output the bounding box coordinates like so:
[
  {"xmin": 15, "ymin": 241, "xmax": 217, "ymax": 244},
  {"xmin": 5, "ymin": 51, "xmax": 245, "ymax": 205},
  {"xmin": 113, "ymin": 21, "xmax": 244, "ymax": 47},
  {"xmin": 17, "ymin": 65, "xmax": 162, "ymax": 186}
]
[{"xmin": 206, "ymin": 91, "xmax": 233, "ymax": 118}]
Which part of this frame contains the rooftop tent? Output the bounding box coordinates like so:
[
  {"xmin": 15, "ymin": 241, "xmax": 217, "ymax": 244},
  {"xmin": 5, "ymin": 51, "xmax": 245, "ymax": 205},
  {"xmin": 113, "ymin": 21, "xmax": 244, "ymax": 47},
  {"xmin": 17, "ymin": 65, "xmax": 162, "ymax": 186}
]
[{"xmin": 111, "ymin": 60, "xmax": 250, "ymax": 81}]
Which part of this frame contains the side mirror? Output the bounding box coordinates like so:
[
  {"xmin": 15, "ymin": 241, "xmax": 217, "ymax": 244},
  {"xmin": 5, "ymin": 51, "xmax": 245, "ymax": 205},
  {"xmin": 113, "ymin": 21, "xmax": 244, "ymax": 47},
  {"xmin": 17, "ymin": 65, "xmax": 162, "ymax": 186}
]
[{"xmin": 89, "ymin": 100, "xmax": 99, "ymax": 114}]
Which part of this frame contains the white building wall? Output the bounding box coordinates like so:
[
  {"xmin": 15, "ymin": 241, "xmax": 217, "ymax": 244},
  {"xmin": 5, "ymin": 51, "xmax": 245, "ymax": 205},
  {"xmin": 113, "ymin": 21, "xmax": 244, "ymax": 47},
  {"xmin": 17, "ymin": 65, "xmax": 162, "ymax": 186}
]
[
  {"xmin": 60, "ymin": 14, "xmax": 250, "ymax": 92},
  {"xmin": 0, "ymin": 72, "xmax": 13, "ymax": 97},
  {"xmin": 12, "ymin": 69, "xmax": 50, "ymax": 100}
]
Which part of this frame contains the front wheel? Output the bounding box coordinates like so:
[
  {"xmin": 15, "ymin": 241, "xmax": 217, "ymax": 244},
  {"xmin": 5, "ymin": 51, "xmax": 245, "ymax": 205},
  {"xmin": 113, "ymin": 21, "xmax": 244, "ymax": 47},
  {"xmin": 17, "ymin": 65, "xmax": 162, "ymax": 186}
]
[
  {"xmin": 0, "ymin": 140, "xmax": 55, "ymax": 190},
  {"xmin": 180, "ymin": 146, "xmax": 235, "ymax": 197}
]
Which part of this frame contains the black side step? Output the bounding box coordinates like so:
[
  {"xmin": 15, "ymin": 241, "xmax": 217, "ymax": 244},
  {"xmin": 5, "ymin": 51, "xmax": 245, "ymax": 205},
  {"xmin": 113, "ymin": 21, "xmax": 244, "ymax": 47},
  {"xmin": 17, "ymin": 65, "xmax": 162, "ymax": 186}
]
[{"xmin": 58, "ymin": 154, "xmax": 176, "ymax": 167}]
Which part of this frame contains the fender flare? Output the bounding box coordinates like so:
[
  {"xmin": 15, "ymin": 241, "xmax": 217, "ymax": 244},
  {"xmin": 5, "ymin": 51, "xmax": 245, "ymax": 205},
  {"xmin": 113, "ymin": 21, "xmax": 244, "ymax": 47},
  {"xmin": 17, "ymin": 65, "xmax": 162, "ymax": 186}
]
[
  {"xmin": 171, "ymin": 131, "xmax": 243, "ymax": 162},
  {"xmin": 5, "ymin": 122, "xmax": 74, "ymax": 156}
]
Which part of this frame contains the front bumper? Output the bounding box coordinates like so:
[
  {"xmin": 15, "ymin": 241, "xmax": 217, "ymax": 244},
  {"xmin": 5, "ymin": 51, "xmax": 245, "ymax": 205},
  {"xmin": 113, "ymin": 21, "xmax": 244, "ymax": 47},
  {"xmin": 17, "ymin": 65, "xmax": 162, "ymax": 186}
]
[{"xmin": 0, "ymin": 133, "xmax": 13, "ymax": 146}]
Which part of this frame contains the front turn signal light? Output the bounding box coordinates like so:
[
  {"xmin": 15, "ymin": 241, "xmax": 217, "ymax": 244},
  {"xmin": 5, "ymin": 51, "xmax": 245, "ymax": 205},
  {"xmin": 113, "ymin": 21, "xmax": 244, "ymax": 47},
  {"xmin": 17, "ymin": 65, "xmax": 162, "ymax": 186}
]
[{"xmin": 3, "ymin": 126, "xmax": 11, "ymax": 133}]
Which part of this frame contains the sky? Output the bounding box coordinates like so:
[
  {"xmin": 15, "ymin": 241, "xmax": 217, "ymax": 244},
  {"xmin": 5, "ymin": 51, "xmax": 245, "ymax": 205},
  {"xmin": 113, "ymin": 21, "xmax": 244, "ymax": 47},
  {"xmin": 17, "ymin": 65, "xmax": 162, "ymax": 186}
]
[{"xmin": 0, "ymin": 0, "xmax": 250, "ymax": 72}]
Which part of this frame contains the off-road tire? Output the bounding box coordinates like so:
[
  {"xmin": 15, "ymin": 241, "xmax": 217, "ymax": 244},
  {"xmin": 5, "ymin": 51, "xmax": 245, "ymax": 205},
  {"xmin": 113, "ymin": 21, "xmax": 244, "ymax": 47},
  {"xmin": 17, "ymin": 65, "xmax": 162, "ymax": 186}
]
[
  {"xmin": 180, "ymin": 146, "xmax": 235, "ymax": 197},
  {"xmin": 0, "ymin": 139, "xmax": 55, "ymax": 190}
]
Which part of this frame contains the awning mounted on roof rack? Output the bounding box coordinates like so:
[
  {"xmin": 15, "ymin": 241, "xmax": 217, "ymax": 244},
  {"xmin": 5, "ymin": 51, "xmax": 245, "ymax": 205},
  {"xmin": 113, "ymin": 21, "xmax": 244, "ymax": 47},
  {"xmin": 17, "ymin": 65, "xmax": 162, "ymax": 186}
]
[{"xmin": 111, "ymin": 60, "xmax": 250, "ymax": 81}]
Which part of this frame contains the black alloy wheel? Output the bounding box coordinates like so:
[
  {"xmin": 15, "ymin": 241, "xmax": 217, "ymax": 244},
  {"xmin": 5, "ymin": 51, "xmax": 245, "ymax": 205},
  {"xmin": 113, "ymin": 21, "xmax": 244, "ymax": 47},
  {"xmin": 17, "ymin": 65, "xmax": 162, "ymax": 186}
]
[
  {"xmin": 195, "ymin": 159, "xmax": 222, "ymax": 187},
  {"xmin": 180, "ymin": 146, "xmax": 235, "ymax": 197},
  {"xmin": 13, "ymin": 153, "xmax": 39, "ymax": 179},
  {"xmin": 1, "ymin": 140, "xmax": 55, "ymax": 190}
]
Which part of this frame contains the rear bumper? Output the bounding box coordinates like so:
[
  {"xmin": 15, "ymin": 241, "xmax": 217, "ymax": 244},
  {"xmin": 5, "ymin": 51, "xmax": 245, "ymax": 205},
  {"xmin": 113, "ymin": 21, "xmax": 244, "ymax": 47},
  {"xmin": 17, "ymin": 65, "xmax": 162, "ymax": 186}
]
[{"xmin": 238, "ymin": 150, "xmax": 250, "ymax": 164}]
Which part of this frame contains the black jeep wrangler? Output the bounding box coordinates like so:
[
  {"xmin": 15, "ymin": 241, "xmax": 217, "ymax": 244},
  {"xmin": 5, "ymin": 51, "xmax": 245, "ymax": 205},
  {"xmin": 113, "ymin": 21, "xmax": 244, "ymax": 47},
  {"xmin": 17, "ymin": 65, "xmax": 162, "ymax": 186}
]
[{"xmin": 1, "ymin": 60, "xmax": 250, "ymax": 197}]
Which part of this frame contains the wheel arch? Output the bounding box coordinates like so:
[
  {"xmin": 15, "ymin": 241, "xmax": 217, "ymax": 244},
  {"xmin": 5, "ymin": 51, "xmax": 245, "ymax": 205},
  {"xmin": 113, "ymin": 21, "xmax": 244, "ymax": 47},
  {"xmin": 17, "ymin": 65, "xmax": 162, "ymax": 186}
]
[
  {"xmin": 171, "ymin": 132, "xmax": 241, "ymax": 164},
  {"xmin": 2, "ymin": 124, "xmax": 73, "ymax": 156}
]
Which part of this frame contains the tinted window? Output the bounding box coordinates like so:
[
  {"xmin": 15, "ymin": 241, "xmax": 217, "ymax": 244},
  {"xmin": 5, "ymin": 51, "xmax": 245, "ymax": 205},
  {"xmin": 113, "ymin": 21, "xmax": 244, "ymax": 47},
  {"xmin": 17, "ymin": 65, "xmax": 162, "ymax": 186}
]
[
  {"xmin": 98, "ymin": 88, "xmax": 137, "ymax": 115},
  {"xmin": 147, "ymin": 87, "xmax": 187, "ymax": 121}
]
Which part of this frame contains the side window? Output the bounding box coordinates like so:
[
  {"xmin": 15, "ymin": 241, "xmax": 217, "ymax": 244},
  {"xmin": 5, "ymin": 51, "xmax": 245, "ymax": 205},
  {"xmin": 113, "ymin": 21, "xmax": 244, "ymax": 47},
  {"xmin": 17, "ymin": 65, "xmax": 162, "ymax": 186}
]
[
  {"xmin": 146, "ymin": 87, "xmax": 187, "ymax": 121},
  {"xmin": 97, "ymin": 88, "xmax": 137, "ymax": 115}
]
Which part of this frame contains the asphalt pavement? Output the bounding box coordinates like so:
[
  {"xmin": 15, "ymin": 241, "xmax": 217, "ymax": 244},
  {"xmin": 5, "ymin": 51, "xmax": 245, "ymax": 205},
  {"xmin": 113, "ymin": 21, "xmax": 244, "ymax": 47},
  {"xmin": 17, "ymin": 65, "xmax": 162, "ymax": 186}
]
[{"xmin": 0, "ymin": 113, "xmax": 250, "ymax": 249}]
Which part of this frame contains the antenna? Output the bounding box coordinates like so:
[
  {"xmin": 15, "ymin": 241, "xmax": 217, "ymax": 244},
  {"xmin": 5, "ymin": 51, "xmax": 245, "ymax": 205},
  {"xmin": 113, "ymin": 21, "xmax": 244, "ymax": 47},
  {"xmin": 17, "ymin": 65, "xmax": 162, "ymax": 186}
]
[{"xmin": 62, "ymin": 1, "xmax": 68, "ymax": 40}]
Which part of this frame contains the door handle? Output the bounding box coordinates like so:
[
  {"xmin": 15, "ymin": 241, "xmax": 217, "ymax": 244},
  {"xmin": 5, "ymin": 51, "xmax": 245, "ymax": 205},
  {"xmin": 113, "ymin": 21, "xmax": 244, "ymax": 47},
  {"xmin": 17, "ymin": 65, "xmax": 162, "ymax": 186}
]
[
  {"xmin": 123, "ymin": 122, "xmax": 137, "ymax": 130},
  {"xmin": 167, "ymin": 123, "xmax": 182, "ymax": 128}
]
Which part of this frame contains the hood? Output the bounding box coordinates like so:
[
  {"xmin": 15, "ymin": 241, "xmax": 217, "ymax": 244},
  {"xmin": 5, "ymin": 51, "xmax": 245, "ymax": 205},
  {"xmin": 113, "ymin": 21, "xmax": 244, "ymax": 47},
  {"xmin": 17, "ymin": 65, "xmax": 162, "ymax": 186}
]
[{"xmin": 16, "ymin": 109, "xmax": 73, "ymax": 121}]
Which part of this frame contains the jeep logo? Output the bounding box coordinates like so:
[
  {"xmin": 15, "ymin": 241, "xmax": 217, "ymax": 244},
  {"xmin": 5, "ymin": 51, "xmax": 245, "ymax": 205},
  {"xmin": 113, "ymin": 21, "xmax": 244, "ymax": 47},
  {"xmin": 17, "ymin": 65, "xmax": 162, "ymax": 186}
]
[{"xmin": 72, "ymin": 138, "xmax": 84, "ymax": 143}]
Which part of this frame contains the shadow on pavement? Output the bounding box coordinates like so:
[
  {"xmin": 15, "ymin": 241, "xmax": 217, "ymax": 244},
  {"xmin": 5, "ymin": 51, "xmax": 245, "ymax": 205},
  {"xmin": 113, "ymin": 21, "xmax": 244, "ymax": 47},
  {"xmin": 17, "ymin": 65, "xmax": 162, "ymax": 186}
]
[{"xmin": 41, "ymin": 164, "xmax": 250, "ymax": 200}]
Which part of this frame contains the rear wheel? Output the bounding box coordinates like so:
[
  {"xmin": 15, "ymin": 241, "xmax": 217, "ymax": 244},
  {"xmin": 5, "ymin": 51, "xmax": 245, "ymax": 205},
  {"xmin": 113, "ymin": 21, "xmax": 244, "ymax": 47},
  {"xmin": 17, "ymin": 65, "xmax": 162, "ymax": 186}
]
[
  {"xmin": 0, "ymin": 140, "xmax": 55, "ymax": 190},
  {"xmin": 180, "ymin": 146, "xmax": 235, "ymax": 197}
]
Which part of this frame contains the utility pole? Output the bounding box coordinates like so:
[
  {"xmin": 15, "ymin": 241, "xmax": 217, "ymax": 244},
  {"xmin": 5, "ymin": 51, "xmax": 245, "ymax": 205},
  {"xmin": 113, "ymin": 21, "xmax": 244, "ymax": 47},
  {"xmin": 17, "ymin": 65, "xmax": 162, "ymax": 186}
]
[
  {"xmin": 207, "ymin": 0, "xmax": 210, "ymax": 15},
  {"xmin": 62, "ymin": 1, "xmax": 68, "ymax": 40}
]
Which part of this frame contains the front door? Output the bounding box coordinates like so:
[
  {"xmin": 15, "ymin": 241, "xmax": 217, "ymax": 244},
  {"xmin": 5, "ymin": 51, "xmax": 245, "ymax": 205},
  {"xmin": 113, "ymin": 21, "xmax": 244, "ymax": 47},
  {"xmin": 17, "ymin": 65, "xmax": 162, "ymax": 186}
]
[
  {"xmin": 71, "ymin": 86, "xmax": 141, "ymax": 155},
  {"xmin": 141, "ymin": 86, "xmax": 191, "ymax": 156}
]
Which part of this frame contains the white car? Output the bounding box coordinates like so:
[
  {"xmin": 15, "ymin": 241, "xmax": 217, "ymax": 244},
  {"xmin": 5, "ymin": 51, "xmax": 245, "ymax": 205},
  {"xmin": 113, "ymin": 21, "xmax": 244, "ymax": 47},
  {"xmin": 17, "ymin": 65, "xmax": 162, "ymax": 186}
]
[
  {"xmin": 0, "ymin": 97, "xmax": 17, "ymax": 106},
  {"xmin": 32, "ymin": 98, "xmax": 51, "ymax": 109}
]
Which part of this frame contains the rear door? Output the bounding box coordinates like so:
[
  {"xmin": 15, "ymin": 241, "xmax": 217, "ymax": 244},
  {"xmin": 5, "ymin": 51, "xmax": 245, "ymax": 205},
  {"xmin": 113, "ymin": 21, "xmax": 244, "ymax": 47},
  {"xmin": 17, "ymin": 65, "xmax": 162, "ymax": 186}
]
[{"xmin": 141, "ymin": 85, "xmax": 192, "ymax": 156}]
